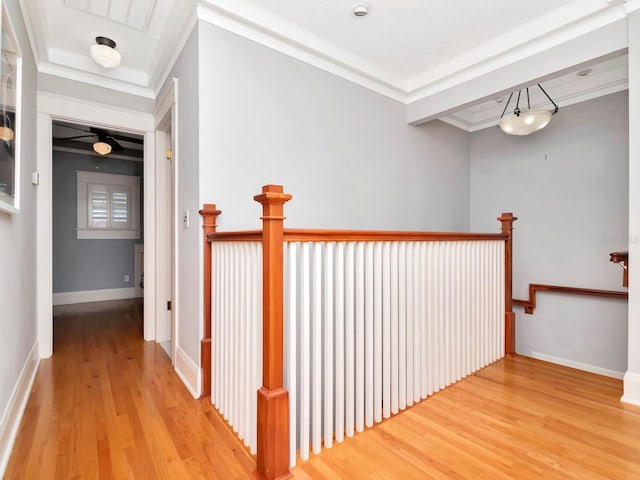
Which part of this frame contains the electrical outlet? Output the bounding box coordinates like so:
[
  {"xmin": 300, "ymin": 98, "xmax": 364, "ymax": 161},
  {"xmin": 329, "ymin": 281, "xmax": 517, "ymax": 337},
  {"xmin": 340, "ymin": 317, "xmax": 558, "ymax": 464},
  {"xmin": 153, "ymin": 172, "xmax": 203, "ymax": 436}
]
[
  {"xmin": 124, "ymin": 274, "xmax": 130, "ymax": 283},
  {"xmin": 183, "ymin": 210, "xmax": 190, "ymax": 228}
]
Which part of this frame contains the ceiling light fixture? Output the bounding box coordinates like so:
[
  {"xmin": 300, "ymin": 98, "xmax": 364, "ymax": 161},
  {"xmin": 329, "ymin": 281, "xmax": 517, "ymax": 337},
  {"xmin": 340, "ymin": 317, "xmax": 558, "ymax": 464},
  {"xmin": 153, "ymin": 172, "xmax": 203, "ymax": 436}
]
[
  {"xmin": 93, "ymin": 141, "xmax": 112, "ymax": 156},
  {"xmin": 498, "ymin": 84, "xmax": 559, "ymax": 136},
  {"xmin": 0, "ymin": 112, "xmax": 14, "ymax": 142},
  {"xmin": 90, "ymin": 36, "xmax": 121, "ymax": 69},
  {"xmin": 352, "ymin": 4, "xmax": 370, "ymax": 18}
]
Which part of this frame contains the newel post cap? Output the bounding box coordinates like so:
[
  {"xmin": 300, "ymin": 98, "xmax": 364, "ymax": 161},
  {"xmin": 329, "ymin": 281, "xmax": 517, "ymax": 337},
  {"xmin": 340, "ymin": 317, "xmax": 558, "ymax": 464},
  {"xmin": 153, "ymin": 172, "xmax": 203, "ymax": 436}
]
[{"xmin": 254, "ymin": 184, "xmax": 293, "ymax": 205}]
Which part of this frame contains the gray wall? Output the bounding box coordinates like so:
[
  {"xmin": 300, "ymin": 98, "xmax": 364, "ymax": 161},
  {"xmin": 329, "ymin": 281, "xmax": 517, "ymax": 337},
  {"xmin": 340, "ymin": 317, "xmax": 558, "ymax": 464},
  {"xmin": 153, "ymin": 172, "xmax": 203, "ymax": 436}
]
[
  {"xmin": 52, "ymin": 151, "xmax": 143, "ymax": 293},
  {"xmin": 197, "ymin": 23, "xmax": 471, "ymax": 233},
  {"xmin": 470, "ymin": 91, "xmax": 629, "ymax": 375},
  {"xmin": 0, "ymin": 0, "xmax": 38, "ymax": 462}
]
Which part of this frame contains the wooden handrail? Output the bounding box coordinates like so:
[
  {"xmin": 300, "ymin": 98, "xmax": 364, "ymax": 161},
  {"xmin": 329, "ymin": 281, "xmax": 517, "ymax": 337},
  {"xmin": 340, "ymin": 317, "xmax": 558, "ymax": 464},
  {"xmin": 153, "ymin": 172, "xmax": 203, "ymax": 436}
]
[
  {"xmin": 199, "ymin": 204, "xmax": 221, "ymax": 399},
  {"xmin": 208, "ymin": 229, "xmax": 507, "ymax": 243},
  {"xmin": 514, "ymin": 284, "xmax": 628, "ymax": 314},
  {"xmin": 254, "ymin": 185, "xmax": 292, "ymax": 480}
]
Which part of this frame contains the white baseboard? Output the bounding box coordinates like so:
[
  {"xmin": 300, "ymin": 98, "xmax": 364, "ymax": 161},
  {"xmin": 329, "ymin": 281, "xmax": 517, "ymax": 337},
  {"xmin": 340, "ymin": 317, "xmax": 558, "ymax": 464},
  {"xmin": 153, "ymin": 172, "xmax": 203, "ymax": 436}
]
[
  {"xmin": 0, "ymin": 342, "xmax": 40, "ymax": 477},
  {"xmin": 621, "ymin": 371, "xmax": 640, "ymax": 406},
  {"xmin": 530, "ymin": 351, "xmax": 624, "ymax": 379},
  {"xmin": 175, "ymin": 346, "xmax": 201, "ymax": 399},
  {"xmin": 53, "ymin": 287, "xmax": 139, "ymax": 306}
]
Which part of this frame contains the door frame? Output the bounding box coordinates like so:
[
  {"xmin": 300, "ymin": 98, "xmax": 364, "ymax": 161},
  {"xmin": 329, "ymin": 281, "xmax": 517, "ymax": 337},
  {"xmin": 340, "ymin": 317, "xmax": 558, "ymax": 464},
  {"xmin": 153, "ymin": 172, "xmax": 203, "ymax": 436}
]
[
  {"xmin": 154, "ymin": 78, "xmax": 179, "ymax": 363},
  {"xmin": 36, "ymin": 92, "xmax": 157, "ymax": 357}
]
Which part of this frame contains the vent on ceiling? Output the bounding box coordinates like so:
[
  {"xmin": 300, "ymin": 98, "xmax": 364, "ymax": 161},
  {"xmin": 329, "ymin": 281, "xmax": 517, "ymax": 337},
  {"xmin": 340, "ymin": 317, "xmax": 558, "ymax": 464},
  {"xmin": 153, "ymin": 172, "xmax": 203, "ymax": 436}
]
[{"xmin": 64, "ymin": 0, "xmax": 157, "ymax": 32}]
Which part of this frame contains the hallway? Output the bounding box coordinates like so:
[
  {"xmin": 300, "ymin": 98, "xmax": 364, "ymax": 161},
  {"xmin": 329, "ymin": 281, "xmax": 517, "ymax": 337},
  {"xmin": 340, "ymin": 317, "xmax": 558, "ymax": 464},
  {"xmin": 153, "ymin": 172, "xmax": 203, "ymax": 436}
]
[{"xmin": 4, "ymin": 300, "xmax": 255, "ymax": 479}]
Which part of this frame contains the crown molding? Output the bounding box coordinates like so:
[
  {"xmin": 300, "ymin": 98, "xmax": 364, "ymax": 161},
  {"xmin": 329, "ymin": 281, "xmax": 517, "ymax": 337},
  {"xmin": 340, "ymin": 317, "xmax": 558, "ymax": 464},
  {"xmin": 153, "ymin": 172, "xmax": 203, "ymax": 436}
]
[
  {"xmin": 626, "ymin": 0, "xmax": 640, "ymax": 13},
  {"xmin": 16, "ymin": 0, "xmax": 639, "ymax": 111},
  {"xmin": 195, "ymin": 1, "xmax": 407, "ymax": 102}
]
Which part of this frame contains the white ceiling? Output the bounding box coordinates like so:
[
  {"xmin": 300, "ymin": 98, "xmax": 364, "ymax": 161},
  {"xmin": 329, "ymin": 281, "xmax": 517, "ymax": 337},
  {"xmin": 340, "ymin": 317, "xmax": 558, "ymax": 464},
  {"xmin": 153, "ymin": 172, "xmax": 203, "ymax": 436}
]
[{"xmin": 18, "ymin": 0, "xmax": 634, "ymax": 126}]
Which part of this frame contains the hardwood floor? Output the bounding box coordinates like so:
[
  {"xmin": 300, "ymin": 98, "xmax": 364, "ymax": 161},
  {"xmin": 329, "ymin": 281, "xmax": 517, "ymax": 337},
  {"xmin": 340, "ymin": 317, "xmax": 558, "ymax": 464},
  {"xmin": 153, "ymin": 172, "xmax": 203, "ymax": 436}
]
[
  {"xmin": 4, "ymin": 300, "xmax": 255, "ymax": 480},
  {"xmin": 5, "ymin": 301, "xmax": 640, "ymax": 479},
  {"xmin": 291, "ymin": 357, "xmax": 640, "ymax": 480}
]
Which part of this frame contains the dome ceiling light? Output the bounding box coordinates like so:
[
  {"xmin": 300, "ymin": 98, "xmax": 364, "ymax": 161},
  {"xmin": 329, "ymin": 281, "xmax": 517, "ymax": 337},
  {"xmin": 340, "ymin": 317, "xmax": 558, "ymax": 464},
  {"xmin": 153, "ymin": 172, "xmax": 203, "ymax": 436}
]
[
  {"xmin": 352, "ymin": 4, "xmax": 370, "ymax": 18},
  {"xmin": 498, "ymin": 84, "xmax": 559, "ymax": 136},
  {"xmin": 90, "ymin": 36, "xmax": 121, "ymax": 69}
]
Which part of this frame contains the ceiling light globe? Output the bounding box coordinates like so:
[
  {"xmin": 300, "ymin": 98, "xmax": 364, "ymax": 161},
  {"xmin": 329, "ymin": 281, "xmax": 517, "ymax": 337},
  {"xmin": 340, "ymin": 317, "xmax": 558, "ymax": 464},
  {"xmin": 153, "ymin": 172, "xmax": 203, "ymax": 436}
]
[
  {"xmin": 499, "ymin": 110, "xmax": 554, "ymax": 136},
  {"xmin": 0, "ymin": 126, "xmax": 14, "ymax": 141},
  {"xmin": 93, "ymin": 141, "xmax": 112, "ymax": 155},
  {"xmin": 90, "ymin": 43, "xmax": 121, "ymax": 69}
]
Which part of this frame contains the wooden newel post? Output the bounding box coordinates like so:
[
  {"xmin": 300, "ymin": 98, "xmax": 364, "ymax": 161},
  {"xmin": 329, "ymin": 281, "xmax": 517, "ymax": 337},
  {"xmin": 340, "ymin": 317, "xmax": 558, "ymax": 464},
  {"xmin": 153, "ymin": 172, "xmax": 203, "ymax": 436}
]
[
  {"xmin": 254, "ymin": 185, "xmax": 292, "ymax": 480},
  {"xmin": 200, "ymin": 204, "xmax": 222, "ymax": 399},
  {"xmin": 498, "ymin": 212, "xmax": 517, "ymax": 355}
]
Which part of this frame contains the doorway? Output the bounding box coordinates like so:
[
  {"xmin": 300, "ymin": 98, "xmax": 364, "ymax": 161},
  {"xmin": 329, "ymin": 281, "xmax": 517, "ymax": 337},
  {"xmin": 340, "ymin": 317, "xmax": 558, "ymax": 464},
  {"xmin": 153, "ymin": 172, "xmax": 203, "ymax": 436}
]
[
  {"xmin": 36, "ymin": 94, "xmax": 158, "ymax": 359},
  {"xmin": 50, "ymin": 121, "xmax": 145, "ymax": 313}
]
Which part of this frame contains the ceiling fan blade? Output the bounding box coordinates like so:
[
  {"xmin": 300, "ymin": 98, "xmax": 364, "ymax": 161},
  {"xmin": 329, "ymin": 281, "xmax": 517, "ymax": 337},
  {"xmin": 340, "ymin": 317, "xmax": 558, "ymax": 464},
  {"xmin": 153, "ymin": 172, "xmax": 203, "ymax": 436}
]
[
  {"xmin": 111, "ymin": 133, "xmax": 144, "ymax": 145},
  {"xmin": 105, "ymin": 136, "xmax": 124, "ymax": 151},
  {"xmin": 58, "ymin": 134, "xmax": 96, "ymax": 141}
]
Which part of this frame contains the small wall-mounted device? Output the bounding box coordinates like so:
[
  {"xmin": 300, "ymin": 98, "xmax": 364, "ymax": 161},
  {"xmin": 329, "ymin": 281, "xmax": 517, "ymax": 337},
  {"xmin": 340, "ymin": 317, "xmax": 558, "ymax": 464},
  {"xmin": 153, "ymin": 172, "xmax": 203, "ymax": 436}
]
[
  {"xmin": 183, "ymin": 210, "xmax": 190, "ymax": 228},
  {"xmin": 32, "ymin": 172, "xmax": 39, "ymax": 185}
]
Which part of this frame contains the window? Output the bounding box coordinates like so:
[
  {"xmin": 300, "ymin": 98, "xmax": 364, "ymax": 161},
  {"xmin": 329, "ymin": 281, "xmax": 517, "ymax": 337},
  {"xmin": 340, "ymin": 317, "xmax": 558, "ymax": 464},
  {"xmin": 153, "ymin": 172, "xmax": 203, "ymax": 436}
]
[{"xmin": 77, "ymin": 170, "xmax": 140, "ymax": 239}]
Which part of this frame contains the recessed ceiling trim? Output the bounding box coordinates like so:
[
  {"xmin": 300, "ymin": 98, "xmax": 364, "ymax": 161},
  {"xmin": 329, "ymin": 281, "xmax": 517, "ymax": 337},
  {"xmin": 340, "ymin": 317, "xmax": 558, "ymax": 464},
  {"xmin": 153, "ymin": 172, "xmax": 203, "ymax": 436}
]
[
  {"xmin": 63, "ymin": 0, "xmax": 157, "ymax": 33},
  {"xmin": 38, "ymin": 62, "xmax": 156, "ymax": 98},
  {"xmin": 405, "ymin": 2, "xmax": 628, "ymax": 103}
]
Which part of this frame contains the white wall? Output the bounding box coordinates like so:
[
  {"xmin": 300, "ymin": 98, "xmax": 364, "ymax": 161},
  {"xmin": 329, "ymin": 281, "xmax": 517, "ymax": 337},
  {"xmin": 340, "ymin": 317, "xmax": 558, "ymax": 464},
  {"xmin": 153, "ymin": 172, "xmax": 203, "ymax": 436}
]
[
  {"xmin": 0, "ymin": 0, "xmax": 39, "ymax": 472},
  {"xmin": 470, "ymin": 91, "xmax": 629, "ymax": 376}
]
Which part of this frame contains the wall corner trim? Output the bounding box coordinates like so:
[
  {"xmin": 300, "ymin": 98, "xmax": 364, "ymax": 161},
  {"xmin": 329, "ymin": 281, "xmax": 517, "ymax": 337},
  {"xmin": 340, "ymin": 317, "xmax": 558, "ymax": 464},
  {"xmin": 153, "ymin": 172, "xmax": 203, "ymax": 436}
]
[
  {"xmin": 621, "ymin": 371, "xmax": 640, "ymax": 406},
  {"xmin": 0, "ymin": 341, "xmax": 40, "ymax": 477},
  {"xmin": 175, "ymin": 346, "xmax": 201, "ymax": 399}
]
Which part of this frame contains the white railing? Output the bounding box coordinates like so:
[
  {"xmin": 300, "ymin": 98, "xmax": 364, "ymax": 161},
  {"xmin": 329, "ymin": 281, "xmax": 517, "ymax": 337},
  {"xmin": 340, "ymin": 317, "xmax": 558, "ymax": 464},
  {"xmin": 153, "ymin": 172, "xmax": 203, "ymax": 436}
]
[
  {"xmin": 284, "ymin": 240, "xmax": 504, "ymax": 465},
  {"xmin": 211, "ymin": 241, "xmax": 262, "ymax": 454},
  {"xmin": 202, "ymin": 185, "xmax": 515, "ymax": 480}
]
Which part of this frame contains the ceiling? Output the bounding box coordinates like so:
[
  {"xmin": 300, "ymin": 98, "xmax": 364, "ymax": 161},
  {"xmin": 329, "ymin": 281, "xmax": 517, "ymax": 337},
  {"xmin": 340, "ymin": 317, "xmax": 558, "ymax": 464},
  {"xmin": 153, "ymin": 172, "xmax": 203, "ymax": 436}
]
[{"xmin": 18, "ymin": 0, "xmax": 633, "ymax": 126}]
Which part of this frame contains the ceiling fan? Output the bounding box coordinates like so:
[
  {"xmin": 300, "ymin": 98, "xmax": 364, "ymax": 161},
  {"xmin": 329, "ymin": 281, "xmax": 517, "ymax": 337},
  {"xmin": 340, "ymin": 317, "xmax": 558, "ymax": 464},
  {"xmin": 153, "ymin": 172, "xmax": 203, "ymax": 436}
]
[{"xmin": 57, "ymin": 125, "xmax": 143, "ymax": 155}]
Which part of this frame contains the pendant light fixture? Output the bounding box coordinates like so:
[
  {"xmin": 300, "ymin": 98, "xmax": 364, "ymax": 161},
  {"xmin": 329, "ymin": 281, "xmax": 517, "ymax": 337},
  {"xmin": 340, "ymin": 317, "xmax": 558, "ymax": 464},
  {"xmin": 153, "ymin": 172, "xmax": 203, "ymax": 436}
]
[
  {"xmin": 498, "ymin": 84, "xmax": 559, "ymax": 136},
  {"xmin": 90, "ymin": 36, "xmax": 121, "ymax": 69}
]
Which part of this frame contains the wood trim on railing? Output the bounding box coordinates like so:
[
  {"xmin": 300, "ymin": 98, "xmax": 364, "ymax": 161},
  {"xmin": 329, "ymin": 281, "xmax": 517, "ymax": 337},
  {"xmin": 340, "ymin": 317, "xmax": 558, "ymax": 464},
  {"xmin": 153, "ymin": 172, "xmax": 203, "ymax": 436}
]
[
  {"xmin": 283, "ymin": 229, "xmax": 507, "ymax": 242},
  {"xmin": 513, "ymin": 284, "xmax": 628, "ymax": 314},
  {"xmin": 254, "ymin": 185, "xmax": 292, "ymax": 480},
  {"xmin": 208, "ymin": 229, "xmax": 507, "ymax": 243},
  {"xmin": 208, "ymin": 230, "xmax": 262, "ymax": 242},
  {"xmin": 199, "ymin": 204, "xmax": 221, "ymax": 400},
  {"xmin": 498, "ymin": 213, "xmax": 517, "ymax": 355}
]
